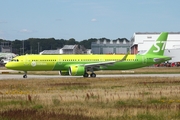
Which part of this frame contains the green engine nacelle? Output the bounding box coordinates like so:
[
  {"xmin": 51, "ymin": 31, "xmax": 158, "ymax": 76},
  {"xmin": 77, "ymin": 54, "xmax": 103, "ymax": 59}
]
[
  {"xmin": 59, "ymin": 70, "xmax": 69, "ymax": 75},
  {"xmin": 69, "ymin": 65, "xmax": 85, "ymax": 76}
]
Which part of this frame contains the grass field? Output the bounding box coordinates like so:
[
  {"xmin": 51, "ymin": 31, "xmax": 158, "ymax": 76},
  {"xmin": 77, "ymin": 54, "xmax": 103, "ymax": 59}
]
[
  {"xmin": 1, "ymin": 66, "xmax": 180, "ymax": 75},
  {"xmin": 1, "ymin": 67, "xmax": 180, "ymax": 119}
]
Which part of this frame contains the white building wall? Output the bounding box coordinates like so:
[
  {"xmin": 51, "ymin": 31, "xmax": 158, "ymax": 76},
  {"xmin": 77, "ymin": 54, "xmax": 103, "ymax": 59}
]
[
  {"xmin": 59, "ymin": 49, "xmax": 63, "ymax": 54},
  {"xmin": 133, "ymin": 33, "xmax": 180, "ymax": 52},
  {"xmin": 164, "ymin": 49, "xmax": 180, "ymax": 62},
  {"xmin": 132, "ymin": 32, "xmax": 180, "ymax": 62}
]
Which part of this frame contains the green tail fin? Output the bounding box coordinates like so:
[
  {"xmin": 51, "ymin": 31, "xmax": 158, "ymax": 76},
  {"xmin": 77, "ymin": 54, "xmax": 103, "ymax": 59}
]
[{"xmin": 145, "ymin": 32, "xmax": 168, "ymax": 55}]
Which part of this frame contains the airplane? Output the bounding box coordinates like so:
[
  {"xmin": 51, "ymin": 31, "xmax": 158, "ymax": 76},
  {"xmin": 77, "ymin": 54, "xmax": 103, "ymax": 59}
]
[{"xmin": 5, "ymin": 32, "xmax": 171, "ymax": 78}]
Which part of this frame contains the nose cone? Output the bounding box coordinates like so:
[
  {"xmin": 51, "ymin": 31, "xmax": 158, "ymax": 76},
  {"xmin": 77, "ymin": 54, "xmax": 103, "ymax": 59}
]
[
  {"xmin": 5, "ymin": 62, "xmax": 18, "ymax": 70},
  {"xmin": 5, "ymin": 62, "xmax": 11, "ymax": 69},
  {"xmin": 5, "ymin": 62, "xmax": 16, "ymax": 70}
]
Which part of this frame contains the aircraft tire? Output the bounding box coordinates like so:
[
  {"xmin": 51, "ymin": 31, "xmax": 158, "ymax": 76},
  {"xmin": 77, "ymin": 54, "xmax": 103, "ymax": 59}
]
[
  {"xmin": 90, "ymin": 73, "xmax": 96, "ymax": 78},
  {"xmin": 23, "ymin": 75, "xmax": 27, "ymax": 78},
  {"xmin": 83, "ymin": 73, "xmax": 89, "ymax": 77}
]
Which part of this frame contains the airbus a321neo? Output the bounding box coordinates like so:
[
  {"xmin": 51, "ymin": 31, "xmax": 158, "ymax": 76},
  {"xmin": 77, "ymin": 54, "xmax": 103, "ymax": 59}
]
[{"xmin": 5, "ymin": 32, "xmax": 171, "ymax": 78}]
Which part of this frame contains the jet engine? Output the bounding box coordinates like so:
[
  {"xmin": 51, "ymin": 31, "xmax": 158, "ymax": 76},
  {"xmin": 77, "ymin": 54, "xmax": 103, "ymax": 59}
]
[{"xmin": 69, "ymin": 65, "xmax": 85, "ymax": 76}]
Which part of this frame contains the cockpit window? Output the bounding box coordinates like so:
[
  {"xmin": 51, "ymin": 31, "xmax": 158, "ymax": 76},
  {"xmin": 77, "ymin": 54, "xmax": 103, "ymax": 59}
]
[{"xmin": 11, "ymin": 59, "xmax": 19, "ymax": 62}]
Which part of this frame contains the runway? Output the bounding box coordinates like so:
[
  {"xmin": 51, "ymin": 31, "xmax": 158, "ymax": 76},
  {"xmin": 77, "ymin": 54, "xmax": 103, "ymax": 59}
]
[{"xmin": 0, "ymin": 74, "xmax": 180, "ymax": 80}]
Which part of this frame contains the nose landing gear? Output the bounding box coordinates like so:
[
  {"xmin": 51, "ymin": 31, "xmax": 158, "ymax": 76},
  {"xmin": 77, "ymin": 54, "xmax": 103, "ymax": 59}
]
[{"xmin": 23, "ymin": 71, "xmax": 27, "ymax": 78}]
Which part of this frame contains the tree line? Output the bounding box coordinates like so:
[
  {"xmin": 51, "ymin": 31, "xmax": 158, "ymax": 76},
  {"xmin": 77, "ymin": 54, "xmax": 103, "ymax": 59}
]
[{"xmin": 0, "ymin": 37, "xmax": 128, "ymax": 55}]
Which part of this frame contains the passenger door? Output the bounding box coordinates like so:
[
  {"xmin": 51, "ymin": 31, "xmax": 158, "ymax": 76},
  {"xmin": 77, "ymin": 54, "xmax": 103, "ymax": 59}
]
[
  {"xmin": 24, "ymin": 56, "xmax": 30, "ymax": 66},
  {"xmin": 142, "ymin": 56, "xmax": 147, "ymax": 64}
]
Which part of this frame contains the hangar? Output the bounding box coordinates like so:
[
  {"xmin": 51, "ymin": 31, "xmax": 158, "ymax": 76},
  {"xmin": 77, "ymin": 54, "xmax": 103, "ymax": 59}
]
[
  {"xmin": 131, "ymin": 32, "xmax": 180, "ymax": 62},
  {"xmin": 91, "ymin": 38, "xmax": 131, "ymax": 54}
]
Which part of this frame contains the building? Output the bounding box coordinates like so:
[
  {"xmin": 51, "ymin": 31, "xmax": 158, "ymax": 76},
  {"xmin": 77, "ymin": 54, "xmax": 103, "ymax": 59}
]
[
  {"xmin": 131, "ymin": 32, "xmax": 180, "ymax": 62},
  {"xmin": 86, "ymin": 49, "xmax": 92, "ymax": 54},
  {"xmin": 39, "ymin": 49, "xmax": 62, "ymax": 55},
  {"xmin": 62, "ymin": 45, "xmax": 87, "ymax": 54},
  {"xmin": 40, "ymin": 45, "xmax": 87, "ymax": 54},
  {"xmin": 0, "ymin": 42, "xmax": 12, "ymax": 53},
  {"xmin": 91, "ymin": 38, "xmax": 131, "ymax": 54}
]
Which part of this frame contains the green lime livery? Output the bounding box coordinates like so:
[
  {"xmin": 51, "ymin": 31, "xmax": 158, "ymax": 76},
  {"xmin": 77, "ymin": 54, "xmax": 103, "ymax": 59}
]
[{"xmin": 5, "ymin": 32, "xmax": 171, "ymax": 78}]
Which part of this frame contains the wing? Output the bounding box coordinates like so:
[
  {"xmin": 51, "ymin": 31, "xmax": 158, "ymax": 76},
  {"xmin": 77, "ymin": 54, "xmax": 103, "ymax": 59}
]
[
  {"xmin": 83, "ymin": 52, "xmax": 129, "ymax": 70},
  {"xmin": 84, "ymin": 61, "xmax": 115, "ymax": 70}
]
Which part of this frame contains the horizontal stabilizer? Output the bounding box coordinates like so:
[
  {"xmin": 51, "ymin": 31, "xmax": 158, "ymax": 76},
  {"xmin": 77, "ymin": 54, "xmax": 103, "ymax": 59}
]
[{"xmin": 153, "ymin": 57, "xmax": 172, "ymax": 62}]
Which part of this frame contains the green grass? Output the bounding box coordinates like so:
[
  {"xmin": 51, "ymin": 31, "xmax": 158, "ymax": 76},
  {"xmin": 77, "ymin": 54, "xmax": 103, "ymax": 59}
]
[
  {"xmin": 1, "ymin": 68, "xmax": 180, "ymax": 119},
  {"xmin": 1, "ymin": 67, "xmax": 180, "ymax": 75}
]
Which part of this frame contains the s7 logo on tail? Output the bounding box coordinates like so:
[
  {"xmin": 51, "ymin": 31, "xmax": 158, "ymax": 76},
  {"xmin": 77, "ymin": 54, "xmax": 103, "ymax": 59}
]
[{"xmin": 153, "ymin": 41, "xmax": 166, "ymax": 53}]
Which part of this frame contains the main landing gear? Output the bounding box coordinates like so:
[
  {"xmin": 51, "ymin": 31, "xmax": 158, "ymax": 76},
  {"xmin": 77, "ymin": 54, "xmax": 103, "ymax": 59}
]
[
  {"xmin": 83, "ymin": 72, "xmax": 96, "ymax": 78},
  {"xmin": 83, "ymin": 68, "xmax": 97, "ymax": 78},
  {"xmin": 23, "ymin": 71, "xmax": 27, "ymax": 78}
]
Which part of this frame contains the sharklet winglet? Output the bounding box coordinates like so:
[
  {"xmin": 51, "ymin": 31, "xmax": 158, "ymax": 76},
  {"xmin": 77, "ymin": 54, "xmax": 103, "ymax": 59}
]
[{"xmin": 118, "ymin": 51, "xmax": 129, "ymax": 62}]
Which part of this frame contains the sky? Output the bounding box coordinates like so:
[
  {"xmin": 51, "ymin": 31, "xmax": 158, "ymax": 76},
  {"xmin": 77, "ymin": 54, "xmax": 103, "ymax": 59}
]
[{"xmin": 0, "ymin": 0, "xmax": 180, "ymax": 41}]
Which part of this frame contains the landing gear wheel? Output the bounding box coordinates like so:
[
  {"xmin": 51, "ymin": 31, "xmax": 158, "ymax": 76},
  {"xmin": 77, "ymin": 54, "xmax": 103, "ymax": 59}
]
[
  {"xmin": 23, "ymin": 71, "xmax": 27, "ymax": 78},
  {"xmin": 23, "ymin": 75, "xmax": 27, "ymax": 78},
  {"xmin": 83, "ymin": 73, "xmax": 89, "ymax": 77},
  {"xmin": 90, "ymin": 73, "xmax": 96, "ymax": 78}
]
